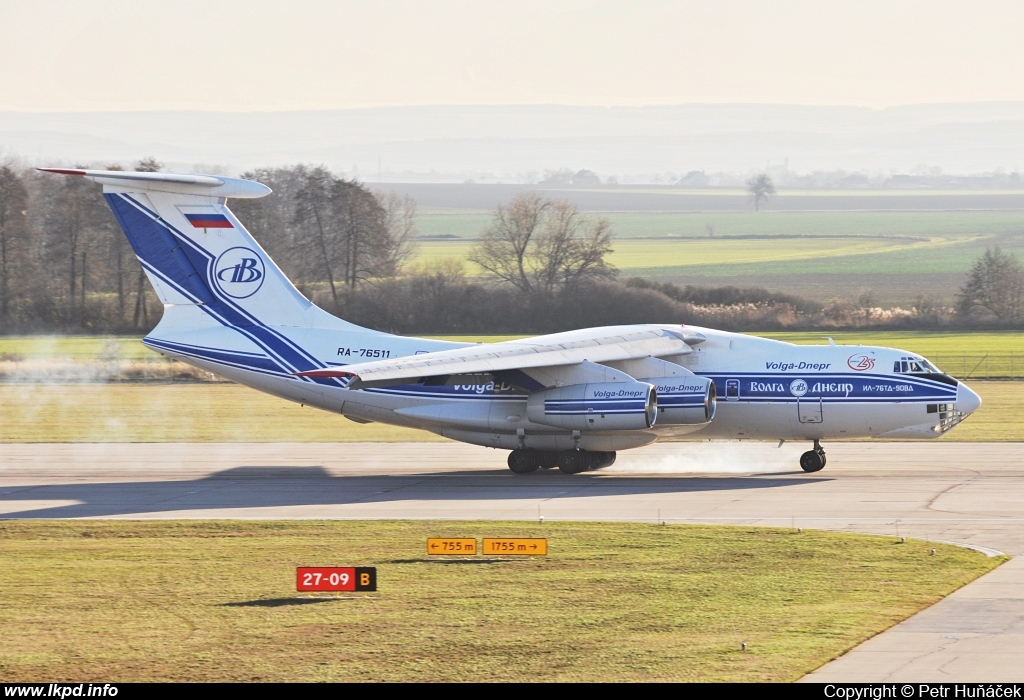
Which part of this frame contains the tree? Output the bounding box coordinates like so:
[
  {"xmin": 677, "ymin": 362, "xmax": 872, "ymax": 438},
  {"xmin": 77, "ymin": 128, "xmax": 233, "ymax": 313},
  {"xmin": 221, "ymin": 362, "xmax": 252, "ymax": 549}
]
[
  {"xmin": 292, "ymin": 167, "xmax": 406, "ymax": 306},
  {"xmin": 39, "ymin": 170, "xmax": 110, "ymax": 325},
  {"xmin": 293, "ymin": 167, "xmax": 344, "ymax": 304},
  {"xmin": 747, "ymin": 173, "xmax": 776, "ymax": 211},
  {"xmin": 135, "ymin": 157, "xmax": 163, "ymax": 173},
  {"xmin": 0, "ymin": 165, "xmax": 29, "ymax": 322},
  {"xmin": 469, "ymin": 192, "xmax": 615, "ymax": 295},
  {"xmin": 375, "ymin": 191, "xmax": 418, "ymax": 276},
  {"xmin": 956, "ymin": 247, "xmax": 1024, "ymax": 322}
]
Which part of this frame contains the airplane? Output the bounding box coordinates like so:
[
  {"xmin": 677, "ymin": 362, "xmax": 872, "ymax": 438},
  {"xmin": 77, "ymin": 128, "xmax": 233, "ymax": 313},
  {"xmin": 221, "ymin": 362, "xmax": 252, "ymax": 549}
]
[{"xmin": 41, "ymin": 168, "xmax": 982, "ymax": 475}]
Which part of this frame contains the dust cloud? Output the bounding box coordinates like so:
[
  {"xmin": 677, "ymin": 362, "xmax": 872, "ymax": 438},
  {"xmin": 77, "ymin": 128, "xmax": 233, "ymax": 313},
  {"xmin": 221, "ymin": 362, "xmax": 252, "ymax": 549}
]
[{"xmin": 606, "ymin": 441, "xmax": 805, "ymax": 475}]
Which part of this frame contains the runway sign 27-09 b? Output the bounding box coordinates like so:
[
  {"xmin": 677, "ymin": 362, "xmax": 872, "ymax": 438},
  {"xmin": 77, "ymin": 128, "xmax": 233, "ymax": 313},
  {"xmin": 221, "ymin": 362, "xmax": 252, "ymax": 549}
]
[{"xmin": 296, "ymin": 567, "xmax": 377, "ymax": 592}]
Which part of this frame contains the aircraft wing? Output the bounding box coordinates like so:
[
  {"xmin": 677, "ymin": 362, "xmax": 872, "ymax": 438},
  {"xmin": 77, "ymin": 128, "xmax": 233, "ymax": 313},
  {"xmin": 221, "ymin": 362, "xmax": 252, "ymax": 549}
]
[{"xmin": 297, "ymin": 325, "xmax": 704, "ymax": 388}]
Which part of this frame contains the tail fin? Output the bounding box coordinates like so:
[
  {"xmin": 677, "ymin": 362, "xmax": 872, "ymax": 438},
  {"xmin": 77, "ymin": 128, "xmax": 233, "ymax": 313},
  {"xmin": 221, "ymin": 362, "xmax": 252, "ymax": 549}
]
[{"xmin": 39, "ymin": 168, "xmax": 355, "ymax": 331}]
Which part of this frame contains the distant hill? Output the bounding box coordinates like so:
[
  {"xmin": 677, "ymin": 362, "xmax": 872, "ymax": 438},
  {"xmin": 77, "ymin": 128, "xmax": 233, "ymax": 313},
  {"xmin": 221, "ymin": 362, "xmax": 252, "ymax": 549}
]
[{"xmin": 4, "ymin": 103, "xmax": 1024, "ymax": 179}]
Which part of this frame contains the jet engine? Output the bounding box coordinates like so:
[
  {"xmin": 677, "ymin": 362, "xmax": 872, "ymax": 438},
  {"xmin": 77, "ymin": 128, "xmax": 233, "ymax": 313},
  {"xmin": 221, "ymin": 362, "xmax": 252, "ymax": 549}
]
[
  {"xmin": 526, "ymin": 381, "xmax": 657, "ymax": 431},
  {"xmin": 640, "ymin": 375, "xmax": 716, "ymax": 425}
]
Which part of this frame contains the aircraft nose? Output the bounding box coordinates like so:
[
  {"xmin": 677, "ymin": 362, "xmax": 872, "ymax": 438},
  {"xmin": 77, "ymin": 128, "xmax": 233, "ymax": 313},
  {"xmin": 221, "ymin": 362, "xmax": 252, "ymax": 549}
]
[{"xmin": 957, "ymin": 382, "xmax": 982, "ymax": 415}]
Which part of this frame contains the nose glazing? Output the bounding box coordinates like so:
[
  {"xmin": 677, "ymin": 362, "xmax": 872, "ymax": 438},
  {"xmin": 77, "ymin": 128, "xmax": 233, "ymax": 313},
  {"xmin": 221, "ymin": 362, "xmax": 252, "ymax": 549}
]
[{"xmin": 956, "ymin": 382, "xmax": 982, "ymax": 415}]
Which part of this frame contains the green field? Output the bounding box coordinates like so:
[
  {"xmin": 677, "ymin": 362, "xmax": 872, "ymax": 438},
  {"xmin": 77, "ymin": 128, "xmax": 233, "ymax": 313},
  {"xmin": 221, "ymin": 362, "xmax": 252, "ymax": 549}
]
[
  {"xmin": 0, "ymin": 335, "xmax": 154, "ymax": 361},
  {"xmin": 413, "ymin": 231, "xmax": 1021, "ymax": 283},
  {"xmin": 414, "ymin": 235, "xmax": 957, "ymax": 273},
  {"xmin": 0, "ymin": 380, "xmax": 1017, "ymax": 442},
  {"xmin": 0, "ymin": 520, "xmax": 1001, "ymax": 682},
  {"xmin": 418, "ymin": 210, "xmax": 1024, "ymax": 241},
  {"xmin": 415, "ymin": 208, "xmax": 1024, "ymax": 304}
]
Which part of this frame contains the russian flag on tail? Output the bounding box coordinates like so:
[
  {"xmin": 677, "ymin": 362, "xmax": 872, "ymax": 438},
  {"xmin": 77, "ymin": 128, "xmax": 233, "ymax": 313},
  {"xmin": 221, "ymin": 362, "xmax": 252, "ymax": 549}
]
[{"xmin": 185, "ymin": 213, "xmax": 233, "ymax": 228}]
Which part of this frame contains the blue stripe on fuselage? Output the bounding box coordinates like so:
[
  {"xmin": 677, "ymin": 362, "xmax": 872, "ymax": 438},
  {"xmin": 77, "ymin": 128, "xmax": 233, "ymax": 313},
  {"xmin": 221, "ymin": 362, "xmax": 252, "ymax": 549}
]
[{"xmin": 704, "ymin": 372, "xmax": 956, "ymax": 402}]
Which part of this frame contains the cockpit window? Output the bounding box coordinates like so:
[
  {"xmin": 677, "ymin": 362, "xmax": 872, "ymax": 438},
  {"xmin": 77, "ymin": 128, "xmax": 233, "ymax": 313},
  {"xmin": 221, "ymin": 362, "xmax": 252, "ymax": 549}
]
[{"xmin": 894, "ymin": 356, "xmax": 939, "ymax": 374}]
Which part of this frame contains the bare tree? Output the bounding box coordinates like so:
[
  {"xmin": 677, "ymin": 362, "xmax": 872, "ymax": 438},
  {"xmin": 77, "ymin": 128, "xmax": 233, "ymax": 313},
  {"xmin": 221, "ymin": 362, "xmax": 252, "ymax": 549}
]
[
  {"xmin": 293, "ymin": 168, "xmax": 397, "ymax": 306},
  {"xmin": 956, "ymin": 247, "xmax": 1024, "ymax": 322},
  {"xmin": 747, "ymin": 173, "xmax": 776, "ymax": 211},
  {"xmin": 376, "ymin": 191, "xmax": 418, "ymax": 276},
  {"xmin": 470, "ymin": 192, "xmax": 616, "ymax": 295},
  {"xmin": 135, "ymin": 157, "xmax": 163, "ymax": 173},
  {"xmin": 470, "ymin": 192, "xmax": 548, "ymax": 293},
  {"xmin": 293, "ymin": 167, "xmax": 343, "ymax": 305},
  {"xmin": 0, "ymin": 165, "xmax": 29, "ymax": 322},
  {"xmin": 333, "ymin": 180, "xmax": 391, "ymax": 289},
  {"xmin": 533, "ymin": 200, "xmax": 614, "ymax": 293},
  {"xmin": 39, "ymin": 171, "xmax": 109, "ymax": 324}
]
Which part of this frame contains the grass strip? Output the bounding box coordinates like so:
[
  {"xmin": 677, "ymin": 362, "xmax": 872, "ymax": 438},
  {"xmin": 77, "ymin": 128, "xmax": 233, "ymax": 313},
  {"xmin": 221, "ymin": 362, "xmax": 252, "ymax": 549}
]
[{"xmin": 0, "ymin": 520, "xmax": 1003, "ymax": 682}]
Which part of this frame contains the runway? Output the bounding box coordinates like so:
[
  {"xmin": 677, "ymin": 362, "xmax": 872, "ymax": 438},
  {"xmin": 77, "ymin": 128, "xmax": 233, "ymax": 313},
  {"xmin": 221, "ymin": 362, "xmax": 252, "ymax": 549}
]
[{"xmin": 2, "ymin": 440, "xmax": 1024, "ymax": 681}]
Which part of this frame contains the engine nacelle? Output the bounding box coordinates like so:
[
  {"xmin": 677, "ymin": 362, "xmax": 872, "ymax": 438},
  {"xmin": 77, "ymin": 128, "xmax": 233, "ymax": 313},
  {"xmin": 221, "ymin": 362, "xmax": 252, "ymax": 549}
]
[
  {"xmin": 640, "ymin": 375, "xmax": 716, "ymax": 425},
  {"xmin": 526, "ymin": 381, "xmax": 657, "ymax": 431}
]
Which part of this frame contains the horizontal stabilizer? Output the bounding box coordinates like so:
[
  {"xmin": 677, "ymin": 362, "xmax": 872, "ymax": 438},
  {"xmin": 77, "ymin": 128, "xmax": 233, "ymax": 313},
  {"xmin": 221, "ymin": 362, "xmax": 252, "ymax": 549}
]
[{"xmin": 37, "ymin": 168, "xmax": 271, "ymax": 199}]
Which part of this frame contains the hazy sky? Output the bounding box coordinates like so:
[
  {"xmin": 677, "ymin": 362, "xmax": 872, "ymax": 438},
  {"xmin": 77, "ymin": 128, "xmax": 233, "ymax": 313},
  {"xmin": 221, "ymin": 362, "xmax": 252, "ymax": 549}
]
[{"xmin": 2, "ymin": 0, "xmax": 1023, "ymax": 111}]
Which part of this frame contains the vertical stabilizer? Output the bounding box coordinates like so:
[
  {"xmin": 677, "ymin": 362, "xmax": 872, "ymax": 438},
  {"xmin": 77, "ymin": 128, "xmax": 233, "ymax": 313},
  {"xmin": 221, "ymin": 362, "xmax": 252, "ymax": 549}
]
[
  {"xmin": 40, "ymin": 168, "xmax": 378, "ymax": 384},
  {"xmin": 39, "ymin": 168, "xmax": 360, "ymax": 332}
]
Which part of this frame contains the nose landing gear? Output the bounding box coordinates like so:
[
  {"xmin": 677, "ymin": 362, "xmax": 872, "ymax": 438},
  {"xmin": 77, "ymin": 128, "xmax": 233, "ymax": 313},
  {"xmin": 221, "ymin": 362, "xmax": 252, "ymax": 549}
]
[{"xmin": 799, "ymin": 439, "xmax": 827, "ymax": 473}]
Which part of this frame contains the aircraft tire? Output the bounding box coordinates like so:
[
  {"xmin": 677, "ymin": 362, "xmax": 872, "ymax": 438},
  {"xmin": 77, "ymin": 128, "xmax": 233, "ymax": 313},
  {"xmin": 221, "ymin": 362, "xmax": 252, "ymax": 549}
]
[
  {"xmin": 536, "ymin": 451, "xmax": 559, "ymax": 469},
  {"xmin": 799, "ymin": 450, "xmax": 825, "ymax": 473},
  {"xmin": 558, "ymin": 449, "xmax": 591, "ymax": 474},
  {"xmin": 508, "ymin": 449, "xmax": 540, "ymax": 474},
  {"xmin": 588, "ymin": 451, "xmax": 617, "ymax": 470}
]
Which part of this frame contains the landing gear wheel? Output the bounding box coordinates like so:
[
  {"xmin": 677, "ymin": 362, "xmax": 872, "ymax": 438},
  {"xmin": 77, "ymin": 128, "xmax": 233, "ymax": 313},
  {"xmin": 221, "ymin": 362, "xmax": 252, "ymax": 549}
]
[
  {"xmin": 558, "ymin": 449, "xmax": 591, "ymax": 474},
  {"xmin": 799, "ymin": 450, "xmax": 825, "ymax": 473},
  {"xmin": 588, "ymin": 451, "xmax": 617, "ymax": 470},
  {"xmin": 508, "ymin": 449, "xmax": 539, "ymax": 474},
  {"xmin": 536, "ymin": 451, "xmax": 559, "ymax": 469}
]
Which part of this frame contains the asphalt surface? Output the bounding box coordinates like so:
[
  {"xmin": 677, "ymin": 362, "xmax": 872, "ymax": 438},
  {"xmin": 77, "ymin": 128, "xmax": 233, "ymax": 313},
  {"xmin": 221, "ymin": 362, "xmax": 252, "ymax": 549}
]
[{"xmin": 2, "ymin": 440, "xmax": 1023, "ymax": 681}]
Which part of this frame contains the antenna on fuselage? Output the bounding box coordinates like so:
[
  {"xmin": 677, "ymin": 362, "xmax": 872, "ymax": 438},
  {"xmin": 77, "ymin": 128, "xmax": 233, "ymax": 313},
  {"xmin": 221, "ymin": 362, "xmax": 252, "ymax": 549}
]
[{"xmin": 825, "ymin": 337, "xmax": 836, "ymax": 346}]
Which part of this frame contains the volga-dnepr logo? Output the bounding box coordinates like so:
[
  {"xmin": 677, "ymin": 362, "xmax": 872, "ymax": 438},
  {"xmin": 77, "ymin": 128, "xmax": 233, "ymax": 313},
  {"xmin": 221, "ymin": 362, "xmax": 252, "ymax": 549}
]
[
  {"xmin": 213, "ymin": 247, "xmax": 265, "ymax": 299},
  {"xmin": 847, "ymin": 353, "xmax": 875, "ymax": 371}
]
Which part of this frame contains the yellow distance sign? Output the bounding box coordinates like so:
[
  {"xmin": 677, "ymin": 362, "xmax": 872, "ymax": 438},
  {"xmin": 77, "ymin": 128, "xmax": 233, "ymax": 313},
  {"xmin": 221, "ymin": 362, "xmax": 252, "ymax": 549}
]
[
  {"xmin": 482, "ymin": 538, "xmax": 548, "ymax": 556},
  {"xmin": 427, "ymin": 538, "xmax": 477, "ymax": 555}
]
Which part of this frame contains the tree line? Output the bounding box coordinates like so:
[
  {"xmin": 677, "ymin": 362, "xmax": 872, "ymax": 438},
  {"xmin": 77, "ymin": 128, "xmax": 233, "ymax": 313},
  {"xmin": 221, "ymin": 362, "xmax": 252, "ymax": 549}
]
[{"xmin": 0, "ymin": 161, "xmax": 1022, "ymax": 335}]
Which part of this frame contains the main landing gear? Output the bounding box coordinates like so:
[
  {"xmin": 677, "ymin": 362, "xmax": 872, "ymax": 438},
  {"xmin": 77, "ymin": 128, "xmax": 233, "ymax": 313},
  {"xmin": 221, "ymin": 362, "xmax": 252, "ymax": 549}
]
[
  {"xmin": 799, "ymin": 439, "xmax": 827, "ymax": 473},
  {"xmin": 507, "ymin": 449, "xmax": 616, "ymax": 475}
]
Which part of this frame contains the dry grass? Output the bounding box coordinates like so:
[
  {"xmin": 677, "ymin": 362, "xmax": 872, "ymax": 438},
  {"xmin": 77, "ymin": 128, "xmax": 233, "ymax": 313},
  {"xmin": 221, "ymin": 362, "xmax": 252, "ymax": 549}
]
[
  {"xmin": 0, "ymin": 383, "xmax": 439, "ymax": 443},
  {"xmin": 0, "ymin": 520, "xmax": 1002, "ymax": 682}
]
